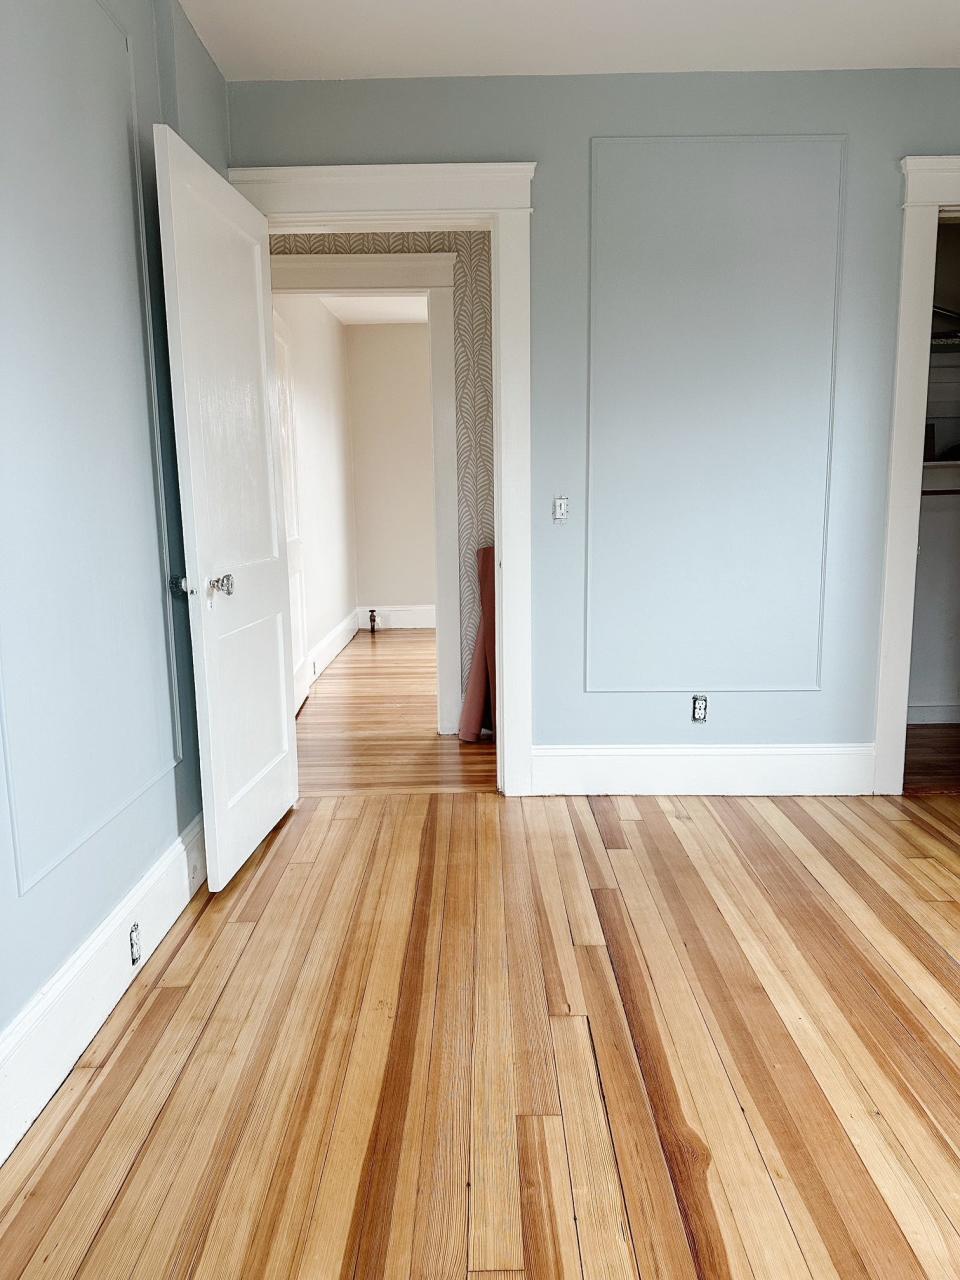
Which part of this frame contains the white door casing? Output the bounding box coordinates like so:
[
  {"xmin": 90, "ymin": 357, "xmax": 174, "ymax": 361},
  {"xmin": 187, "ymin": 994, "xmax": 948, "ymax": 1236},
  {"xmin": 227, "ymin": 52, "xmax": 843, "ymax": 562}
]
[
  {"xmin": 875, "ymin": 157, "xmax": 960, "ymax": 794},
  {"xmin": 273, "ymin": 309, "xmax": 310, "ymax": 708},
  {"xmin": 233, "ymin": 163, "xmax": 536, "ymax": 793},
  {"xmin": 155, "ymin": 125, "xmax": 298, "ymax": 889}
]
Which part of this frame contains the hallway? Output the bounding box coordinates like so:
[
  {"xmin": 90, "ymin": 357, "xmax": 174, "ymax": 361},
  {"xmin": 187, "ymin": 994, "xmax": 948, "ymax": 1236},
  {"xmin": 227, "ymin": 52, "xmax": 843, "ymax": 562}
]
[{"xmin": 296, "ymin": 629, "xmax": 496, "ymax": 795}]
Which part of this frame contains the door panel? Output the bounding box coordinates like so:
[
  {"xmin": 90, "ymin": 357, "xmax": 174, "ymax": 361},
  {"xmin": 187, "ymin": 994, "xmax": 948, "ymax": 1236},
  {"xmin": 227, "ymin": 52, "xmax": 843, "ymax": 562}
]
[{"xmin": 154, "ymin": 125, "xmax": 297, "ymax": 891}]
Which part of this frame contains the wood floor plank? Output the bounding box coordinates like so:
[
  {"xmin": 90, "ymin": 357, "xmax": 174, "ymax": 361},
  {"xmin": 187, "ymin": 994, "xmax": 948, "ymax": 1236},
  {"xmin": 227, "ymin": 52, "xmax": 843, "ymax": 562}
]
[
  {"xmin": 500, "ymin": 798, "xmax": 561, "ymax": 1116},
  {"xmin": 296, "ymin": 797, "xmax": 429, "ymax": 1277},
  {"xmin": 15, "ymin": 923, "xmax": 252, "ymax": 1280},
  {"xmin": 0, "ymin": 1068, "xmax": 97, "ymax": 1226},
  {"xmin": 238, "ymin": 797, "xmax": 396, "ymax": 1279},
  {"xmin": 342, "ymin": 795, "xmax": 451, "ymax": 1280},
  {"xmin": 185, "ymin": 800, "xmax": 387, "ymax": 1280},
  {"xmin": 680, "ymin": 801, "xmax": 960, "ymax": 1278},
  {"xmin": 588, "ymin": 795, "xmax": 629, "ymax": 850},
  {"xmin": 522, "ymin": 798, "xmax": 586, "ymax": 1017},
  {"xmin": 409, "ymin": 793, "xmax": 478, "ymax": 1278},
  {"xmin": 753, "ymin": 798, "xmax": 960, "ymax": 1049},
  {"xmin": 593, "ymin": 883, "xmax": 741, "ymax": 1280},
  {"xmin": 566, "ymin": 796, "xmax": 617, "ymax": 889},
  {"xmin": 544, "ymin": 797, "xmax": 605, "ymax": 946},
  {"xmin": 290, "ymin": 796, "xmax": 337, "ymax": 862},
  {"xmin": 551, "ymin": 1015, "xmax": 637, "ymax": 1279},
  {"xmin": 632, "ymin": 800, "xmax": 928, "ymax": 1280},
  {"xmin": 609, "ymin": 834, "xmax": 810, "ymax": 1280},
  {"xmin": 90, "ymin": 798, "xmax": 379, "ymax": 1280},
  {"xmin": 575, "ymin": 943, "xmax": 698, "ymax": 1280},
  {"xmin": 517, "ymin": 1114, "xmax": 582, "ymax": 1280},
  {"xmin": 95, "ymin": 864, "xmax": 323, "ymax": 1280},
  {"xmin": 469, "ymin": 794, "xmax": 524, "ymax": 1272}
]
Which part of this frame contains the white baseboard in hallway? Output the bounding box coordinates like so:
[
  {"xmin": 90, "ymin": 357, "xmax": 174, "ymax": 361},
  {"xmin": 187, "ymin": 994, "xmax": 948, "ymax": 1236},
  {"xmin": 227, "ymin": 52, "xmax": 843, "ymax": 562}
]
[
  {"xmin": 360, "ymin": 604, "xmax": 436, "ymax": 630},
  {"xmin": 298, "ymin": 612, "xmax": 362, "ymax": 704},
  {"xmin": 529, "ymin": 742, "xmax": 876, "ymax": 796},
  {"xmin": 0, "ymin": 818, "xmax": 206, "ymax": 1164}
]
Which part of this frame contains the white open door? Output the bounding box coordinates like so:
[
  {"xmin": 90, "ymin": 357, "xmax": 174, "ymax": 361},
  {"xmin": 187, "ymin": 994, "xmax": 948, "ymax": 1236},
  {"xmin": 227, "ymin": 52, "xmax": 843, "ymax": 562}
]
[{"xmin": 154, "ymin": 125, "xmax": 297, "ymax": 891}]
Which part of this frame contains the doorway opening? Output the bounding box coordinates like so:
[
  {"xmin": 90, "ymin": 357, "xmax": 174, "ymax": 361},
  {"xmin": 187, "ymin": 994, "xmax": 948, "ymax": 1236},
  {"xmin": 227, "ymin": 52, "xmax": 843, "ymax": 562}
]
[
  {"xmin": 904, "ymin": 218, "xmax": 960, "ymax": 791},
  {"xmin": 875, "ymin": 157, "xmax": 960, "ymax": 795},
  {"xmin": 271, "ymin": 279, "xmax": 497, "ymax": 794}
]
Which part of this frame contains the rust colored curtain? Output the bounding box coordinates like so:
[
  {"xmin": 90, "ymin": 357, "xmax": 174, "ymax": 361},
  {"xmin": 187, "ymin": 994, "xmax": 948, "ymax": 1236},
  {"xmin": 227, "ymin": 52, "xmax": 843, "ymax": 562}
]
[{"xmin": 459, "ymin": 545, "xmax": 496, "ymax": 742}]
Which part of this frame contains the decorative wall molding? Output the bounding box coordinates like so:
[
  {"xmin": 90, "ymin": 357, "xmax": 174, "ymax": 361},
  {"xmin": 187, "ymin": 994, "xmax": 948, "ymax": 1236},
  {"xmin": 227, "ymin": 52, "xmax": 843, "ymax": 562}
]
[
  {"xmin": 584, "ymin": 134, "xmax": 844, "ymax": 695},
  {"xmin": 3, "ymin": 10, "xmax": 183, "ymax": 898},
  {"xmin": 530, "ymin": 742, "xmax": 875, "ymax": 796},
  {"xmin": 0, "ymin": 817, "xmax": 206, "ymax": 1163}
]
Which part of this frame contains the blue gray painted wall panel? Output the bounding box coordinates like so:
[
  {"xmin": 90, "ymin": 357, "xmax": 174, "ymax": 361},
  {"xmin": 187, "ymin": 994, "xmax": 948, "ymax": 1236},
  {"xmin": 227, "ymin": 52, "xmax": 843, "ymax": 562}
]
[{"xmin": 587, "ymin": 136, "xmax": 842, "ymax": 693}]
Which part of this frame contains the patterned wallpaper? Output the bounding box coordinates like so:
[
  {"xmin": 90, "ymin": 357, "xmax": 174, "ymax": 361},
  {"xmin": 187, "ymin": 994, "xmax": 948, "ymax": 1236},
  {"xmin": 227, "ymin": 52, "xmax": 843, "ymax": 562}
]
[{"xmin": 270, "ymin": 232, "xmax": 494, "ymax": 692}]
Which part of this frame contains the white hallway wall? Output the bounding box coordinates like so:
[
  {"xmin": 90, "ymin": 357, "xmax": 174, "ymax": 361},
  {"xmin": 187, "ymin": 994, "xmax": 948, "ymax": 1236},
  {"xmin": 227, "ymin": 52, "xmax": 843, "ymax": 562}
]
[
  {"xmin": 272, "ymin": 294, "xmax": 358, "ymax": 656},
  {"xmin": 346, "ymin": 324, "xmax": 436, "ymax": 618},
  {"xmin": 272, "ymin": 303, "xmax": 437, "ymax": 659}
]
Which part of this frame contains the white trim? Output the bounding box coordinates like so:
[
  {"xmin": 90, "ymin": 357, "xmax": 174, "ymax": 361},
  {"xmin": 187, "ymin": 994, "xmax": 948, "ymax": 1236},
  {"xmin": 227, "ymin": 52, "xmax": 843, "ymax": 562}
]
[
  {"xmin": 874, "ymin": 156, "xmax": 960, "ymax": 794},
  {"xmin": 531, "ymin": 744, "xmax": 875, "ymax": 797},
  {"xmin": 425, "ymin": 286, "xmax": 462, "ymax": 734},
  {"xmin": 301, "ymin": 610, "xmax": 360, "ymax": 698},
  {"xmin": 270, "ymin": 253, "xmax": 456, "ymax": 291},
  {"xmin": 236, "ymin": 163, "xmax": 535, "ymax": 793},
  {"xmin": 0, "ymin": 818, "xmax": 206, "ymax": 1164},
  {"xmin": 361, "ymin": 604, "xmax": 437, "ymax": 630},
  {"xmin": 229, "ymin": 163, "xmax": 536, "ymax": 219}
]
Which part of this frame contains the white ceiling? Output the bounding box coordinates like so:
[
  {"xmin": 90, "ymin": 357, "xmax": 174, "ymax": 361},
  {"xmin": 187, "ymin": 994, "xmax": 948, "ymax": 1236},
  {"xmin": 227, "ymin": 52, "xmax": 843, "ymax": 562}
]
[
  {"xmin": 318, "ymin": 294, "xmax": 429, "ymax": 325},
  {"xmin": 182, "ymin": 0, "xmax": 960, "ymax": 81}
]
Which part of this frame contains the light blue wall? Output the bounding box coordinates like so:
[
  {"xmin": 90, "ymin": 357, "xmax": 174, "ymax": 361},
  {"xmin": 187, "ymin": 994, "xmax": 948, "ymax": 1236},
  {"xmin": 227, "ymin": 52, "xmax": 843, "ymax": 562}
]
[
  {"xmin": 0, "ymin": 0, "xmax": 225, "ymax": 1029},
  {"xmin": 230, "ymin": 70, "xmax": 960, "ymax": 747},
  {"xmin": 156, "ymin": 0, "xmax": 230, "ymax": 176}
]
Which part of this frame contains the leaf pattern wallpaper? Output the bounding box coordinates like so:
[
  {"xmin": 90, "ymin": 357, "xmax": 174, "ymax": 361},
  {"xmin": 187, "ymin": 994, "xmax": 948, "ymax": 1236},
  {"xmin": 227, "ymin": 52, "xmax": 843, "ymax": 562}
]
[{"xmin": 270, "ymin": 232, "xmax": 494, "ymax": 692}]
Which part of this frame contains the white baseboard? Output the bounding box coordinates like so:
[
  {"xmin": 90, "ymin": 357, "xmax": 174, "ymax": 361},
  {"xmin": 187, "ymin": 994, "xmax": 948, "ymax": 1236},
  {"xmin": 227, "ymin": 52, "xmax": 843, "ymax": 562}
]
[
  {"xmin": 299, "ymin": 611, "xmax": 361, "ymax": 704},
  {"xmin": 529, "ymin": 743, "xmax": 876, "ymax": 796},
  {"xmin": 0, "ymin": 817, "xmax": 206, "ymax": 1164},
  {"xmin": 360, "ymin": 604, "xmax": 436, "ymax": 630},
  {"xmin": 908, "ymin": 703, "xmax": 960, "ymax": 725}
]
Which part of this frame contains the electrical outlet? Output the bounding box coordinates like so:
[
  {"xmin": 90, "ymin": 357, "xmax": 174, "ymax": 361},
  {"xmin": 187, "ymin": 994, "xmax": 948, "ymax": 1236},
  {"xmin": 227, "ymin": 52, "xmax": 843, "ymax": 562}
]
[
  {"xmin": 692, "ymin": 694, "xmax": 708, "ymax": 724},
  {"xmin": 129, "ymin": 921, "xmax": 142, "ymax": 966}
]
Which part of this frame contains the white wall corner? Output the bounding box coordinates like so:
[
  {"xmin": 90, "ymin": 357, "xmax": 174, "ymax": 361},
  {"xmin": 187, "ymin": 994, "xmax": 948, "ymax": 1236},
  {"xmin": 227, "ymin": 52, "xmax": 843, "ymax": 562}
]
[
  {"xmin": 0, "ymin": 817, "xmax": 206, "ymax": 1164},
  {"xmin": 529, "ymin": 743, "xmax": 877, "ymax": 796}
]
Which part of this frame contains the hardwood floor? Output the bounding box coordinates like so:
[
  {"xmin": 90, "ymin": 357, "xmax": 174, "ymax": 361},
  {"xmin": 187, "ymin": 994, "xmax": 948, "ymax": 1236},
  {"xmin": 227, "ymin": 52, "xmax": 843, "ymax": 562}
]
[
  {"xmin": 296, "ymin": 629, "xmax": 496, "ymax": 795},
  {"xmin": 6, "ymin": 788, "xmax": 960, "ymax": 1276},
  {"xmin": 905, "ymin": 722, "xmax": 960, "ymax": 793}
]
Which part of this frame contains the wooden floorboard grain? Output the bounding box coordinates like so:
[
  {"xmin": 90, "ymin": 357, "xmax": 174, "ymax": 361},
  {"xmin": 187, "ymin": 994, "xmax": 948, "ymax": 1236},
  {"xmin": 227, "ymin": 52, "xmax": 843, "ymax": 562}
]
[
  {"xmin": 10, "ymin": 634, "xmax": 960, "ymax": 1277},
  {"xmin": 517, "ymin": 1114, "xmax": 582, "ymax": 1280}
]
